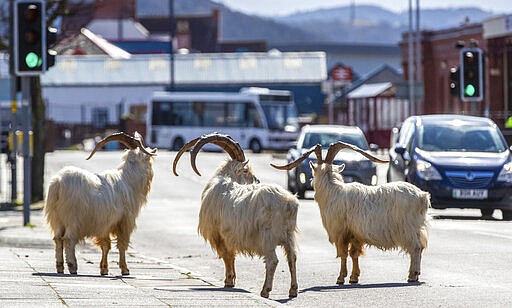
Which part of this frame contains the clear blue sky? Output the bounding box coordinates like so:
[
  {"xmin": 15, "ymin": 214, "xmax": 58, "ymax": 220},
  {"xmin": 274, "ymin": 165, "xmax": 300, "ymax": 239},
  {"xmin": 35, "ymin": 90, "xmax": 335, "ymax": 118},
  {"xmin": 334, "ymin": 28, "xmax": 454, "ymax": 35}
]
[{"xmin": 212, "ymin": 0, "xmax": 512, "ymax": 16}]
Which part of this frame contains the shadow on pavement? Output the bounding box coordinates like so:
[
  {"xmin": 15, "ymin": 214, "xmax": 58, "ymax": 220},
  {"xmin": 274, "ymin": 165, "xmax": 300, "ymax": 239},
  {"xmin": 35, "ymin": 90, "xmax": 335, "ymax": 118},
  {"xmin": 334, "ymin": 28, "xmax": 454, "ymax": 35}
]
[{"xmin": 299, "ymin": 281, "xmax": 423, "ymax": 294}]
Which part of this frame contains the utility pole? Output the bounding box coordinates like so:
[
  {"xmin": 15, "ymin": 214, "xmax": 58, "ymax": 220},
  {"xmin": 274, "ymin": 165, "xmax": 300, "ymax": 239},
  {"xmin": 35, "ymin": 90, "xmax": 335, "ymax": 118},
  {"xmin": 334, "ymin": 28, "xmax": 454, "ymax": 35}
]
[
  {"xmin": 408, "ymin": 0, "xmax": 415, "ymax": 116},
  {"xmin": 169, "ymin": 0, "xmax": 175, "ymax": 91}
]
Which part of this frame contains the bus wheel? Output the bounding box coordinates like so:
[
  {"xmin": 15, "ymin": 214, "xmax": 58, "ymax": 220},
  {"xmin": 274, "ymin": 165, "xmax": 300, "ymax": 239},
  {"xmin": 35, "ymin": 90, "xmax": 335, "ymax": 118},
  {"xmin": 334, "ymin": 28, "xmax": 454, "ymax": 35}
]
[
  {"xmin": 172, "ymin": 137, "xmax": 185, "ymax": 151},
  {"xmin": 249, "ymin": 139, "xmax": 262, "ymax": 153}
]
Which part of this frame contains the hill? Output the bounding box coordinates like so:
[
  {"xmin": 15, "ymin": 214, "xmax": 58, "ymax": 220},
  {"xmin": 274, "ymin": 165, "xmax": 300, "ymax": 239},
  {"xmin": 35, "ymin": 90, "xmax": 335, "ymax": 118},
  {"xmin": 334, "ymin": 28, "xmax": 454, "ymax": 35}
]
[{"xmin": 136, "ymin": 0, "xmax": 494, "ymax": 45}]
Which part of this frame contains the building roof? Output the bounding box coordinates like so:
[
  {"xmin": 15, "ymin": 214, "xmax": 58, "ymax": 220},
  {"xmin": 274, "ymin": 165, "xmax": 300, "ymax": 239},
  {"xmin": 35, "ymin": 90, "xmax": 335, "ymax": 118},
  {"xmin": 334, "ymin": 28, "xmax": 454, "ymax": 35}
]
[
  {"xmin": 54, "ymin": 28, "xmax": 132, "ymax": 59},
  {"xmin": 347, "ymin": 82, "xmax": 392, "ymax": 99},
  {"xmin": 41, "ymin": 52, "xmax": 327, "ymax": 86}
]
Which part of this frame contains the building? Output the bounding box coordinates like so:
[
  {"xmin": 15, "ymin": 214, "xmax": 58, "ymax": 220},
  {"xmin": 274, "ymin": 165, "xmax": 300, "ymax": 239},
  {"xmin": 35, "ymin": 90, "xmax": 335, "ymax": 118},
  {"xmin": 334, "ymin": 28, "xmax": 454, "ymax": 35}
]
[{"xmin": 400, "ymin": 14, "xmax": 512, "ymax": 133}]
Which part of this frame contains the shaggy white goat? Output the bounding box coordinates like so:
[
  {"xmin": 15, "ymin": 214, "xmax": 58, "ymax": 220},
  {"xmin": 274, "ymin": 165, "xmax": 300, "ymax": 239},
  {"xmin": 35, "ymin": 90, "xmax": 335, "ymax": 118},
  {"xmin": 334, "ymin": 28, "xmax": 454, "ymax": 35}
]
[
  {"xmin": 45, "ymin": 132, "xmax": 156, "ymax": 275},
  {"xmin": 272, "ymin": 142, "xmax": 430, "ymax": 284},
  {"xmin": 173, "ymin": 133, "xmax": 299, "ymax": 298}
]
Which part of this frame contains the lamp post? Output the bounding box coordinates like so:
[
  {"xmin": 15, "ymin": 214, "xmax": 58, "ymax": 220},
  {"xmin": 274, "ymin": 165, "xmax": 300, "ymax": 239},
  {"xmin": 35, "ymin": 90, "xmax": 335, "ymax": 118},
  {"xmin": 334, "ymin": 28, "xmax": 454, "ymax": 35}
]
[{"xmin": 169, "ymin": 0, "xmax": 175, "ymax": 91}]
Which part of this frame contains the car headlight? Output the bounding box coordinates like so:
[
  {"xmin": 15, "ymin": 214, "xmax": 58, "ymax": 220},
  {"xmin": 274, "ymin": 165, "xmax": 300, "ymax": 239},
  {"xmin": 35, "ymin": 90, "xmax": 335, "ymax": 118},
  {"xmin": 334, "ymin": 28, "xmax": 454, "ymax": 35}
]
[
  {"xmin": 416, "ymin": 159, "xmax": 442, "ymax": 180},
  {"xmin": 498, "ymin": 162, "xmax": 512, "ymax": 182}
]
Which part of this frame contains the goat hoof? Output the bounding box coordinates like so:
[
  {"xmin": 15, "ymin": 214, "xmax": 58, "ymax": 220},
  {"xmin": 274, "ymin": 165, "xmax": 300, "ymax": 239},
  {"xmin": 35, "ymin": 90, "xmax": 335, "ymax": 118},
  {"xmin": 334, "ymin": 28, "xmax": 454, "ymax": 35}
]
[
  {"xmin": 260, "ymin": 290, "xmax": 270, "ymax": 298},
  {"xmin": 224, "ymin": 283, "xmax": 235, "ymax": 288},
  {"xmin": 121, "ymin": 270, "xmax": 130, "ymax": 276},
  {"xmin": 408, "ymin": 272, "xmax": 420, "ymax": 282},
  {"xmin": 288, "ymin": 289, "xmax": 298, "ymax": 298},
  {"xmin": 100, "ymin": 269, "xmax": 108, "ymax": 276},
  {"xmin": 336, "ymin": 279, "xmax": 345, "ymax": 285}
]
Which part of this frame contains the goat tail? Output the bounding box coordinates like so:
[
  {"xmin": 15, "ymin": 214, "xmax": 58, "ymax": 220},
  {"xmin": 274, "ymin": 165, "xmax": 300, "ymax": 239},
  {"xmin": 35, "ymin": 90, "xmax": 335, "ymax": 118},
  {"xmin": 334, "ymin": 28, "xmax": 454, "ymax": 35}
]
[
  {"xmin": 418, "ymin": 191, "xmax": 431, "ymax": 249},
  {"xmin": 45, "ymin": 178, "xmax": 61, "ymax": 224}
]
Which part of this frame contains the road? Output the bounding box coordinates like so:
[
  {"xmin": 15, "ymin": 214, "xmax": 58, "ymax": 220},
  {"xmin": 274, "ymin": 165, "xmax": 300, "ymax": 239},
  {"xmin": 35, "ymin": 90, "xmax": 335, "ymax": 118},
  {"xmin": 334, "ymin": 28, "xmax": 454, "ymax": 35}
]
[{"xmin": 45, "ymin": 150, "xmax": 512, "ymax": 307}]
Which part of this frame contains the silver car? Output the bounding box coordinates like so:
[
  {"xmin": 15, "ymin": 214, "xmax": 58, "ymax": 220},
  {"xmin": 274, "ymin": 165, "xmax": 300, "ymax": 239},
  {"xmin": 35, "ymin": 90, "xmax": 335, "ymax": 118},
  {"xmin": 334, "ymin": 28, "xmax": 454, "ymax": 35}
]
[{"xmin": 285, "ymin": 125, "xmax": 379, "ymax": 199}]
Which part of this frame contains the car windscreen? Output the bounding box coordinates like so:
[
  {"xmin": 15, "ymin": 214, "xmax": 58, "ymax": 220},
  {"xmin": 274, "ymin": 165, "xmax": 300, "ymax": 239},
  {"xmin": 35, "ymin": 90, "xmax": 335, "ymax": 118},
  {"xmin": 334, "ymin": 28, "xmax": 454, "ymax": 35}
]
[
  {"xmin": 302, "ymin": 132, "xmax": 369, "ymax": 150},
  {"xmin": 418, "ymin": 124, "xmax": 507, "ymax": 152}
]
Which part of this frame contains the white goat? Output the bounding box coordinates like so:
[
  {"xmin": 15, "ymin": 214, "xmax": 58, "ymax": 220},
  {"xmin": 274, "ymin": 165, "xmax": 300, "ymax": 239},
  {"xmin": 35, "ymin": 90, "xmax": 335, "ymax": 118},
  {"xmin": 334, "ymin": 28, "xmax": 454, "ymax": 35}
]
[
  {"xmin": 45, "ymin": 132, "xmax": 156, "ymax": 275},
  {"xmin": 272, "ymin": 142, "xmax": 429, "ymax": 284},
  {"xmin": 173, "ymin": 133, "xmax": 299, "ymax": 298}
]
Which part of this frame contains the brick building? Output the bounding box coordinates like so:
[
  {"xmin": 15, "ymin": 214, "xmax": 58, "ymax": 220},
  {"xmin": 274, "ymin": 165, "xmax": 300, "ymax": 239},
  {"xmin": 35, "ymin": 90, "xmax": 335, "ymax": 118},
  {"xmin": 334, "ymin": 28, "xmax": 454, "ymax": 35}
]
[{"xmin": 400, "ymin": 15, "xmax": 512, "ymax": 129}]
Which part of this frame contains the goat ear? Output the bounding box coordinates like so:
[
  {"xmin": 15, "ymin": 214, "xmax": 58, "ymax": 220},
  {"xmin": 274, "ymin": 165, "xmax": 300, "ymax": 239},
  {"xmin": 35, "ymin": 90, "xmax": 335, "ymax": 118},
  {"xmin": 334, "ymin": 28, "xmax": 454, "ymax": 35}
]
[
  {"xmin": 333, "ymin": 163, "xmax": 346, "ymax": 173},
  {"xmin": 309, "ymin": 161, "xmax": 317, "ymax": 170}
]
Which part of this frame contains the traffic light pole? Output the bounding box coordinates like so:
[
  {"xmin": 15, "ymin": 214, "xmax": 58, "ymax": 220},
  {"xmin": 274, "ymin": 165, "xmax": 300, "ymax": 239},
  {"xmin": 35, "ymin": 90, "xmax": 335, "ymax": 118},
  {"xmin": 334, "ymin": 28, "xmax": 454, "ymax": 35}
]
[{"xmin": 21, "ymin": 76, "xmax": 31, "ymax": 226}]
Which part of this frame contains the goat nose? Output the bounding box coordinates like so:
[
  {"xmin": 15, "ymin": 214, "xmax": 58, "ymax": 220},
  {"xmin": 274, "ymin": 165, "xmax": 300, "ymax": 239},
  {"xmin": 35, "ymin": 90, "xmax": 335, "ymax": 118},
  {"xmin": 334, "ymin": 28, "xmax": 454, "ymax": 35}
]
[{"xmin": 256, "ymin": 178, "xmax": 260, "ymax": 184}]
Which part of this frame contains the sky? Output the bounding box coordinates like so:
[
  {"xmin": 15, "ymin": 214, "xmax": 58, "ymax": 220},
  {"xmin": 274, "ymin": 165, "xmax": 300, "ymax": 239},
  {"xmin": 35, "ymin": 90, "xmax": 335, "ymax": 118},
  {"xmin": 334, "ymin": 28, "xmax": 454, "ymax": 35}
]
[{"xmin": 212, "ymin": 0, "xmax": 512, "ymax": 17}]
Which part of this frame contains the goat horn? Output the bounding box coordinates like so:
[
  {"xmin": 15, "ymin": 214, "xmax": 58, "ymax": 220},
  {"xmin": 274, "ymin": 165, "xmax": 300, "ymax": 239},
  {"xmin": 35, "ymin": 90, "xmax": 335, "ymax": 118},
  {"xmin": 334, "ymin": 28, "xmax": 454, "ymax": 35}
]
[
  {"xmin": 270, "ymin": 144, "xmax": 323, "ymax": 170},
  {"xmin": 86, "ymin": 132, "xmax": 155, "ymax": 160},
  {"xmin": 172, "ymin": 137, "xmax": 202, "ymax": 176},
  {"xmin": 324, "ymin": 141, "xmax": 389, "ymax": 164},
  {"xmin": 190, "ymin": 133, "xmax": 246, "ymax": 176}
]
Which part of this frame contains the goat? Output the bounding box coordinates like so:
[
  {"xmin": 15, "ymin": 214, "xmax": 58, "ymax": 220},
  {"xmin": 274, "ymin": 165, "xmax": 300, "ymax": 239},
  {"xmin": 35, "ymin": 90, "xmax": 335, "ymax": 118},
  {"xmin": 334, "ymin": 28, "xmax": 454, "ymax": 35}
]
[
  {"xmin": 45, "ymin": 132, "xmax": 156, "ymax": 275},
  {"xmin": 173, "ymin": 133, "xmax": 299, "ymax": 298},
  {"xmin": 272, "ymin": 142, "xmax": 429, "ymax": 284}
]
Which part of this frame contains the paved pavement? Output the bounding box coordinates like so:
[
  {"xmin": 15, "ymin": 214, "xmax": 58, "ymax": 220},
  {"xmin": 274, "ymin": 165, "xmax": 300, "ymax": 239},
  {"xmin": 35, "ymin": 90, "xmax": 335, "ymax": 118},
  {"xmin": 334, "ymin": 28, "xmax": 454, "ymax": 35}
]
[{"xmin": 0, "ymin": 206, "xmax": 281, "ymax": 307}]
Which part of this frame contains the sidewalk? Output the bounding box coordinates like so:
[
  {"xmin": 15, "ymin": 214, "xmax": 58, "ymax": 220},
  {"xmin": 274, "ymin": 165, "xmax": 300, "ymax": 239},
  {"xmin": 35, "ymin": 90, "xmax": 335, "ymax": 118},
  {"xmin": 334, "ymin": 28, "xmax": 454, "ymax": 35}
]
[{"xmin": 0, "ymin": 209, "xmax": 281, "ymax": 307}]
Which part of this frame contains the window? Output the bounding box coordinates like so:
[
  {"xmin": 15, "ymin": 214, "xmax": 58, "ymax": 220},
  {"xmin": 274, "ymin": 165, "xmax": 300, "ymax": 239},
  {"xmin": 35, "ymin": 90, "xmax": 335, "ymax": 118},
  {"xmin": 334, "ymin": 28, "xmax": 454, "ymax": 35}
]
[{"xmin": 91, "ymin": 108, "xmax": 108, "ymax": 128}]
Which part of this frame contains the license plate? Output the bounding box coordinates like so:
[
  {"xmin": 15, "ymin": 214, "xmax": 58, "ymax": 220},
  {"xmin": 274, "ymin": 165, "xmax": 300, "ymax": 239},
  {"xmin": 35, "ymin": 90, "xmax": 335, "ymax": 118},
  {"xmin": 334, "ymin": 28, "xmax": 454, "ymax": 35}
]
[{"xmin": 452, "ymin": 189, "xmax": 488, "ymax": 200}]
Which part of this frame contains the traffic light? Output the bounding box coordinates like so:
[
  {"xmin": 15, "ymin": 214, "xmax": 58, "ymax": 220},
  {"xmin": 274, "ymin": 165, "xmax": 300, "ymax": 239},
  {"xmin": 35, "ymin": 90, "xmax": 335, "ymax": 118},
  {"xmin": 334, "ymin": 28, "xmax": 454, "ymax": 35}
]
[
  {"xmin": 46, "ymin": 27, "xmax": 57, "ymax": 70},
  {"xmin": 460, "ymin": 48, "xmax": 483, "ymax": 102},
  {"xmin": 13, "ymin": 0, "xmax": 46, "ymax": 76},
  {"xmin": 449, "ymin": 66, "xmax": 459, "ymax": 97}
]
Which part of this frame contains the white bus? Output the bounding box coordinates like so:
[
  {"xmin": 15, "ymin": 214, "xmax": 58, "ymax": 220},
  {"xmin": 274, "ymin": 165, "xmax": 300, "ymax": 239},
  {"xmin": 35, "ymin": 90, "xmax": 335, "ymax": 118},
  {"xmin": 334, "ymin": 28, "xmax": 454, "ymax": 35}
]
[{"xmin": 147, "ymin": 87, "xmax": 299, "ymax": 152}]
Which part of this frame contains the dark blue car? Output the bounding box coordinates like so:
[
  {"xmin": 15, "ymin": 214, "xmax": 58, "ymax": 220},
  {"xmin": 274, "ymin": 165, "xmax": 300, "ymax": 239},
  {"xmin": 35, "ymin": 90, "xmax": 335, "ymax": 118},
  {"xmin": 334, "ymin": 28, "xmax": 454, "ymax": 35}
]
[{"xmin": 387, "ymin": 114, "xmax": 512, "ymax": 220}]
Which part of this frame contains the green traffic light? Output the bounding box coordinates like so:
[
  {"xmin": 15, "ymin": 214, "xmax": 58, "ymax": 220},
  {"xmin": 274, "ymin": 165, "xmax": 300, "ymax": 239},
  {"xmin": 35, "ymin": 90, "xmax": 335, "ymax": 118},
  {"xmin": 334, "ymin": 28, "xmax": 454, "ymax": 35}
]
[
  {"xmin": 25, "ymin": 52, "xmax": 42, "ymax": 68},
  {"xmin": 464, "ymin": 84, "xmax": 476, "ymax": 97}
]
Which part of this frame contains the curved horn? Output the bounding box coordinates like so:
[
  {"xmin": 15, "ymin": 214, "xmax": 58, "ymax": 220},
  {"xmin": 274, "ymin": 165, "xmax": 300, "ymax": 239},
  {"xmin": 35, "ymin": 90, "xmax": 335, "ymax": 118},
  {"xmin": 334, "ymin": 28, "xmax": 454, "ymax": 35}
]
[
  {"xmin": 172, "ymin": 137, "xmax": 201, "ymax": 176},
  {"xmin": 324, "ymin": 141, "xmax": 389, "ymax": 164},
  {"xmin": 132, "ymin": 133, "xmax": 157, "ymax": 157},
  {"xmin": 190, "ymin": 133, "xmax": 246, "ymax": 176},
  {"xmin": 270, "ymin": 144, "xmax": 323, "ymax": 170},
  {"xmin": 86, "ymin": 132, "xmax": 155, "ymax": 160}
]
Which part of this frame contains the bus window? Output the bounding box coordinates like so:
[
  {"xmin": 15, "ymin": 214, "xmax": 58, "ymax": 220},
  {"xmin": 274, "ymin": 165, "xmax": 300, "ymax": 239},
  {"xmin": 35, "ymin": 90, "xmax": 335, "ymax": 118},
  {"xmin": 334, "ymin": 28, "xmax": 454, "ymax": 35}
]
[
  {"xmin": 152, "ymin": 101, "xmax": 173, "ymax": 125},
  {"xmin": 225, "ymin": 102, "xmax": 246, "ymax": 127},
  {"xmin": 203, "ymin": 102, "xmax": 225, "ymax": 126},
  {"xmin": 247, "ymin": 104, "xmax": 264, "ymax": 128}
]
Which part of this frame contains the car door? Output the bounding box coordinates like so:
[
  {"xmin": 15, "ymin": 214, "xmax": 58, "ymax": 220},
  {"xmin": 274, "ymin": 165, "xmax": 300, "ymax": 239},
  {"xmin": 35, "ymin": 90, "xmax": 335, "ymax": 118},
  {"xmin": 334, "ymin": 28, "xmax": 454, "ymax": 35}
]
[{"xmin": 388, "ymin": 119, "xmax": 415, "ymax": 181}]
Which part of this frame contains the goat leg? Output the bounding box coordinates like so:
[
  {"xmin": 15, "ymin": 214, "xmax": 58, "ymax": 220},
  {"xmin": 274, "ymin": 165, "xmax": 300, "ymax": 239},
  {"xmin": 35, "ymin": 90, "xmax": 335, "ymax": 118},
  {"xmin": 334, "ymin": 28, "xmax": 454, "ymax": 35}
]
[
  {"xmin": 53, "ymin": 235, "xmax": 64, "ymax": 274},
  {"xmin": 336, "ymin": 241, "xmax": 349, "ymax": 285},
  {"xmin": 97, "ymin": 237, "xmax": 111, "ymax": 275},
  {"xmin": 349, "ymin": 242, "xmax": 363, "ymax": 284},
  {"xmin": 117, "ymin": 235, "xmax": 130, "ymax": 275},
  {"xmin": 64, "ymin": 237, "xmax": 78, "ymax": 274},
  {"xmin": 284, "ymin": 242, "xmax": 298, "ymax": 297},
  {"xmin": 260, "ymin": 250, "xmax": 278, "ymax": 298},
  {"xmin": 407, "ymin": 248, "xmax": 423, "ymax": 282}
]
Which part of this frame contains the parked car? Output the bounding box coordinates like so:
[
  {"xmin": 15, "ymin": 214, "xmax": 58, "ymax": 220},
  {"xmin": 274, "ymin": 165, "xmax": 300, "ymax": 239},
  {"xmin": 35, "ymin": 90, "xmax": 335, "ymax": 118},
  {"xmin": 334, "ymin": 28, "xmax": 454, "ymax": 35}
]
[
  {"xmin": 387, "ymin": 114, "xmax": 512, "ymax": 220},
  {"xmin": 285, "ymin": 125, "xmax": 379, "ymax": 199}
]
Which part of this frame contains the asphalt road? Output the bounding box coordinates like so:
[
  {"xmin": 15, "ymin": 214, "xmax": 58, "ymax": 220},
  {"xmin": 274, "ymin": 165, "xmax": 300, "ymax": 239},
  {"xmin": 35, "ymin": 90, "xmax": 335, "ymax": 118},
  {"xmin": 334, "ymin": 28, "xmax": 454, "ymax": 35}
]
[{"xmin": 44, "ymin": 150, "xmax": 512, "ymax": 307}]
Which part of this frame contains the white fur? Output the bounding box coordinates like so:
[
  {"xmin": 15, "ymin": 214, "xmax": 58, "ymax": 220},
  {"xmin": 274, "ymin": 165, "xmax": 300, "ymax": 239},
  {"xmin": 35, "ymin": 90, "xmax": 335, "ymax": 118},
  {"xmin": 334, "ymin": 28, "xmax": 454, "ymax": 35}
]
[
  {"xmin": 310, "ymin": 162, "xmax": 430, "ymax": 284},
  {"xmin": 198, "ymin": 159, "xmax": 299, "ymax": 298},
  {"xmin": 45, "ymin": 149, "xmax": 154, "ymax": 275}
]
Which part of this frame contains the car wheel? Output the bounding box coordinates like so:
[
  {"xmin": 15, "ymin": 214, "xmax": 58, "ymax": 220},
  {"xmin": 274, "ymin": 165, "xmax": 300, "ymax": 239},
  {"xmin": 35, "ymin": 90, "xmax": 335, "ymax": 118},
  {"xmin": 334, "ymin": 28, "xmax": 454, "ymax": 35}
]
[
  {"xmin": 287, "ymin": 172, "xmax": 296, "ymax": 194},
  {"xmin": 297, "ymin": 187, "xmax": 305, "ymax": 199},
  {"xmin": 502, "ymin": 210, "xmax": 512, "ymax": 221},
  {"xmin": 480, "ymin": 208, "xmax": 494, "ymax": 218},
  {"xmin": 249, "ymin": 138, "xmax": 262, "ymax": 153},
  {"xmin": 172, "ymin": 137, "xmax": 184, "ymax": 151},
  {"xmin": 295, "ymin": 172, "xmax": 305, "ymax": 199}
]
